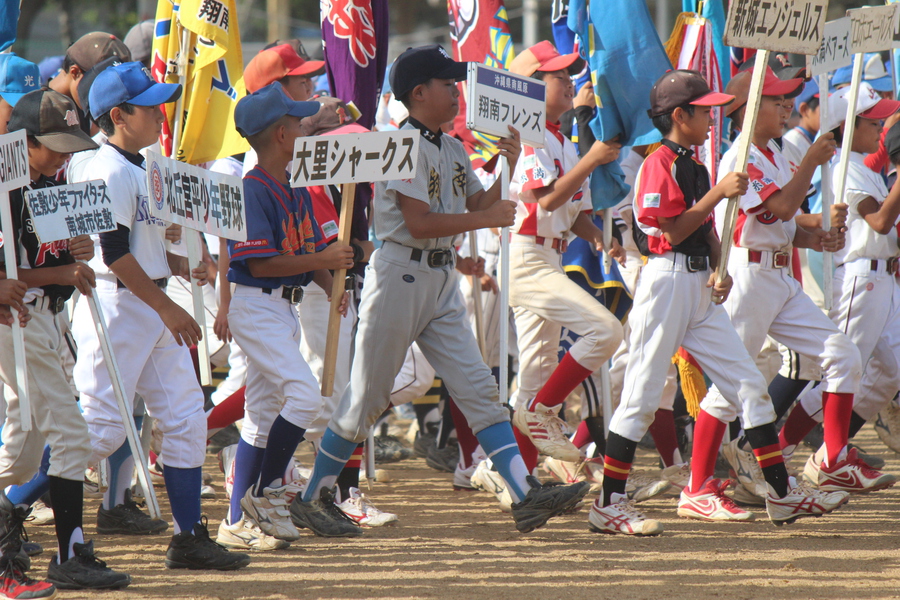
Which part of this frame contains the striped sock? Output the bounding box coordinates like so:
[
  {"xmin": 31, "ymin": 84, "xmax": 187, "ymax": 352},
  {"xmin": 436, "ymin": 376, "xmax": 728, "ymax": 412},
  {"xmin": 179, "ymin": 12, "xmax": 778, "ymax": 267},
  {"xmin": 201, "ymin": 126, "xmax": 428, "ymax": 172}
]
[
  {"xmin": 744, "ymin": 423, "xmax": 788, "ymax": 498},
  {"xmin": 601, "ymin": 432, "xmax": 637, "ymax": 506},
  {"xmin": 302, "ymin": 428, "xmax": 358, "ymax": 502},
  {"xmin": 475, "ymin": 422, "xmax": 530, "ymax": 503},
  {"xmin": 336, "ymin": 444, "xmax": 364, "ymax": 500}
]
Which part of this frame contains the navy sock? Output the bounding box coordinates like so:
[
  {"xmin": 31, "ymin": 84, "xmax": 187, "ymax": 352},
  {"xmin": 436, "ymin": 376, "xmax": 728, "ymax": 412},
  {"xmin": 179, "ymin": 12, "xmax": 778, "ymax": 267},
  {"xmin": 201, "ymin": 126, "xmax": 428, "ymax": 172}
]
[
  {"xmin": 163, "ymin": 465, "xmax": 201, "ymax": 536},
  {"xmin": 302, "ymin": 428, "xmax": 357, "ymax": 502},
  {"xmin": 255, "ymin": 415, "xmax": 306, "ymax": 495},
  {"xmin": 769, "ymin": 374, "xmax": 811, "ymax": 421},
  {"xmin": 7, "ymin": 446, "xmax": 51, "ymax": 506},
  {"xmin": 475, "ymin": 422, "xmax": 529, "ymax": 503},
  {"xmin": 229, "ymin": 439, "xmax": 264, "ymax": 524}
]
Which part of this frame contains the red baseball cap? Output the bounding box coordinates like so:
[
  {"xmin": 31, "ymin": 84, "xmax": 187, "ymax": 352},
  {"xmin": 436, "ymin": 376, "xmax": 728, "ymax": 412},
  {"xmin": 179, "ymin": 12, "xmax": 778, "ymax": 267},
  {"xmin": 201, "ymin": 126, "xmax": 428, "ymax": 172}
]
[
  {"xmin": 724, "ymin": 67, "xmax": 804, "ymax": 116},
  {"xmin": 244, "ymin": 43, "xmax": 325, "ymax": 93},
  {"xmin": 508, "ymin": 41, "xmax": 584, "ymax": 78}
]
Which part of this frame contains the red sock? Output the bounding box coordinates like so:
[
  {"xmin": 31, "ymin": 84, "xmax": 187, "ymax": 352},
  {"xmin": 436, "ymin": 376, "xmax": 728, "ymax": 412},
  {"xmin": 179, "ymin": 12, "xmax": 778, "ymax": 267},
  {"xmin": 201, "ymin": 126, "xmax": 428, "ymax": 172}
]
[
  {"xmin": 571, "ymin": 421, "xmax": 593, "ymax": 450},
  {"xmin": 778, "ymin": 403, "xmax": 817, "ymax": 451},
  {"xmin": 689, "ymin": 410, "xmax": 727, "ymax": 493},
  {"xmin": 346, "ymin": 446, "xmax": 363, "ymax": 471},
  {"xmin": 529, "ymin": 353, "xmax": 592, "ymax": 410},
  {"xmin": 514, "ymin": 427, "xmax": 539, "ymax": 473},
  {"xmin": 206, "ymin": 387, "xmax": 246, "ymax": 437},
  {"xmin": 149, "ymin": 451, "xmax": 158, "ymax": 466},
  {"xmin": 822, "ymin": 391, "xmax": 853, "ymax": 466},
  {"xmin": 647, "ymin": 409, "xmax": 680, "ymax": 467},
  {"xmin": 447, "ymin": 399, "xmax": 479, "ymax": 468}
]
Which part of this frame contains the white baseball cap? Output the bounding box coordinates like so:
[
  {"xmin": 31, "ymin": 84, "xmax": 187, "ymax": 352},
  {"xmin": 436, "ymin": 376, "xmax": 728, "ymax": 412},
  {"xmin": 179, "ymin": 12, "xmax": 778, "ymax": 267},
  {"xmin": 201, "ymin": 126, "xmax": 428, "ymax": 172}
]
[{"xmin": 821, "ymin": 81, "xmax": 900, "ymax": 133}]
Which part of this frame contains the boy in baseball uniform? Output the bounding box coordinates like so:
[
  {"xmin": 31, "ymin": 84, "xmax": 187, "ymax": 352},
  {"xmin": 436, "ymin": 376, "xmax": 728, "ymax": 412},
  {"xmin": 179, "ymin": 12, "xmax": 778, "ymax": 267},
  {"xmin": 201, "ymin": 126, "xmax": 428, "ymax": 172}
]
[
  {"xmin": 502, "ymin": 41, "xmax": 625, "ymax": 470},
  {"xmin": 783, "ymin": 83, "xmax": 900, "ymax": 491},
  {"xmin": 73, "ymin": 62, "xmax": 249, "ymax": 570},
  {"xmin": 592, "ymin": 70, "xmax": 847, "ymax": 536},
  {"xmin": 291, "ymin": 45, "xmax": 589, "ymax": 536}
]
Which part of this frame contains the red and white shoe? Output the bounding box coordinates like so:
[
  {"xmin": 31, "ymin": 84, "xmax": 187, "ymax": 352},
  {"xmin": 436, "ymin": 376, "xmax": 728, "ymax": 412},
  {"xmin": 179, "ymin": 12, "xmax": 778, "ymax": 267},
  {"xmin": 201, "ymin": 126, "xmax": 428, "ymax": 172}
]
[
  {"xmin": 765, "ymin": 477, "xmax": 848, "ymax": 525},
  {"xmin": 817, "ymin": 448, "xmax": 897, "ymax": 493},
  {"xmin": 676, "ymin": 479, "xmax": 754, "ymax": 522},
  {"xmin": 512, "ymin": 403, "xmax": 582, "ymax": 462},
  {"xmin": 588, "ymin": 493, "xmax": 663, "ymax": 536}
]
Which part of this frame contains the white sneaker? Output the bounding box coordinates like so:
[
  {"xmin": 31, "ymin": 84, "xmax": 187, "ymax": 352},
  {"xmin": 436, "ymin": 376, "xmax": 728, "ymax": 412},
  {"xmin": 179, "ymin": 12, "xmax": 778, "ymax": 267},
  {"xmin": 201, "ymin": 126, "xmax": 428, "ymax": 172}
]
[
  {"xmin": 730, "ymin": 480, "xmax": 766, "ymax": 507},
  {"xmin": 200, "ymin": 485, "xmax": 217, "ymax": 499},
  {"xmin": 470, "ymin": 460, "xmax": 513, "ymax": 512},
  {"xmin": 512, "ymin": 403, "xmax": 583, "ymax": 462},
  {"xmin": 218, "ymin": 444, "xmax": 237, "ymax": 500},
  {"xmin": 722, "ymin": 438, "xmax": 769, "ymax": 498},
  {"xmin": 543, "ymin": 457, "xmax": 605, "ymax": 492},
  {"xmin": 627, "ymin": 471, "xmax": 672, "ymax": 503},
  {"xmin": 766, "ymin": 476, "xmax": 849, "ymax": 525},
  {"xmin": 216, "ymin": 516, "xmax": 289, "ymax": 551},
  {"xmin": 84, "ymin": 467, "xmax": 105, "ymax": 499},
  {"xmin": 677, "ymin": 479, "xmax": 754, "ymax": 522},
  {"xmin": 240, "ymin": 485, "xmax": 301, "ymax": 541},
  {"xmin": 29, "ymin": 500, "xmax": 54, "ymax": 526},
  {"xmin": 453, "ymin": 462, "xmax": 478, "ymax": 490},
  {"xmin": 661, "ymin": 462, "xmax": 691, "ymax": 489},
  {"xmin": 816, "ymin": 448, "xmax": 897, "ymax": 493},
  {"xmin": 336, "ymin": 488, "xmax": 398, "ymax": 527},
  {"xmin": 588, "ymin": 493, "xmax": 663, "ymax": 536}
]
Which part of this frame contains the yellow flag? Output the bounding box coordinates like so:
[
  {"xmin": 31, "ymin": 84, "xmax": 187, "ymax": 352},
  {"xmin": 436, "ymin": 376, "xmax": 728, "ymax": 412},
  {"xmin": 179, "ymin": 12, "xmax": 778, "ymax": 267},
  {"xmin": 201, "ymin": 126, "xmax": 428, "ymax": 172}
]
[{"xmin": 151, "ymin": 0, "xmax": 248, "ymax": 164}]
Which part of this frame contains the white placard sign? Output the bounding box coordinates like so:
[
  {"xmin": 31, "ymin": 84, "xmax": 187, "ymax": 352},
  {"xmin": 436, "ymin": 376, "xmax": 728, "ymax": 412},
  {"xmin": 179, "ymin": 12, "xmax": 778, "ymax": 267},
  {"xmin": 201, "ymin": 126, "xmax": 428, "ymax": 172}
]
[
  {"xmin": 0, "ymin": 130, "xmax": 29, "ymax": 192},
  {"xmin": 145, "ymin": 150, "xmax": 247, "ymax": 241},
  {"xmin": 24, "ymin": 180, "xmax": 116, "ymax": 244},
  {"xmin": 466, "ymin": 63, "xmax": 546, "ymax": 148},
  {"xmin": 725, "ymin": 0, "xmax": 827, "ymax": 54},
  {"xmin": 290, "ymin": 131, "xmax": 419, "ymax": 187},
  {"xmin": 806, "ymin": 17, "xmax": 852, "ymax": 78},
  {"xmin": 848, "ymin": 5, "xmax": 899, "ymax": 55}
]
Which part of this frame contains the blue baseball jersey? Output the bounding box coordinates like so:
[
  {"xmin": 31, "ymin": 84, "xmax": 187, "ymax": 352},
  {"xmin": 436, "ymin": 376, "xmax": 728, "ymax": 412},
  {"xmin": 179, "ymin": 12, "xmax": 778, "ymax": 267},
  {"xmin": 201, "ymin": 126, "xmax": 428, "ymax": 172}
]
[{"xmin": 227, "ymin": 166, "xmax": 325, "ymax": 289}]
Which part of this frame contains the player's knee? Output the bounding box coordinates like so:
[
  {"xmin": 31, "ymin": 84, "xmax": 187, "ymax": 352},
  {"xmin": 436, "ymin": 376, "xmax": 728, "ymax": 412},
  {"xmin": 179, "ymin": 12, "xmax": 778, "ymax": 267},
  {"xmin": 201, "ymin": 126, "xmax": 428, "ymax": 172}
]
[
  {"xmin": 829, "ymin": 335, "xmax": 862, "ymax": 385},
  {"xmin": 90, "ymin": 429, "xmax": 126, "ymax": 466}
]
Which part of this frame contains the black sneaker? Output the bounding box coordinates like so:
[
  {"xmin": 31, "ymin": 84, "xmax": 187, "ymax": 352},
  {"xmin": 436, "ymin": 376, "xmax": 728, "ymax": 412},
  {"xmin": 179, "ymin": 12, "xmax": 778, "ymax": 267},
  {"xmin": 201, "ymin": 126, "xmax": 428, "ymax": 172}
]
[
  {"xmin": 165, "ymin": 518, "xmax": 250, "ymax": 571},
  {"xmin": 511, "ymin": 476, "xmax": 590, "ymax": 533},
  {"xmin": 96, "ymin": 490, "xmax": 168, "ymax": 535},
  {"xmin": 374, "ymin": 435, "xmax": 412, "ymax": 464},
  {"xmin": 47, "ymin": 540, "xmax": 130, "ymax": 590},
  {"xmin": 425, "ymin": 443, "xmax": 459, "ymax": 473},
  {"xmin": 0, "ymin": 491, "xmax": 36, "ymax": 571},
  {"xmin": 413, "ymin": 431, "xmax": 437, "ymax": 458},
  {"xmin": 289, "ymin": 487, "xmax": 363, "ymax": 537}
]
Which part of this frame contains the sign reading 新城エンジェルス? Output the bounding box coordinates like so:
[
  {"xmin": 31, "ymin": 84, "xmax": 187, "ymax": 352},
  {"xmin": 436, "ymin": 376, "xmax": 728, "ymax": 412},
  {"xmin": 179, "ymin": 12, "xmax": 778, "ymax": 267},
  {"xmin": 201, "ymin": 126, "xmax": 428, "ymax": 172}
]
[
  {"xmin": 290, "ymin": 130, "xmax": 419, "ymax": 188},
  {"xmin": 807, "ymin": 17, "xmax": 852, "ymax": 78},
  {"xmin": 847, "ymin": 5, "xmax": 899, "ymax": 55},
  {"xmin": 25, "ymin": 180, "xmax": 117, "ymax": 243},
  {"xmin": 466, "ymin": 63, "xmax": 546, "ymax": 148},
  {"xmin": 725, "ymin": 0, "xmax": 827, "ymax": 54},
  {"xmin": 146, "ymin": 150, "xmax": 246, "ymax": 241}
]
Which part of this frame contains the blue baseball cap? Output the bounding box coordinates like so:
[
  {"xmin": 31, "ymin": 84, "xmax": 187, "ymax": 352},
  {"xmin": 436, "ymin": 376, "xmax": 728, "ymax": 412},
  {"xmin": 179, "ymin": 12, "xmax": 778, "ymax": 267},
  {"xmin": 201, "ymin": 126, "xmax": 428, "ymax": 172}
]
[
  {"xmin": 234, "ymin": 81, "xmax": 320, "ymax": 138},
  {"xmin": 89, "ymin": 61, "xmax": 181, "ymax": 119},
  {"xmin": 795, "ymin": 78, "xmax": 819, "ymax": 107},
  {"xmin": 832, "ymin": 53, "xmax": 894, "ymax": 92},
  {"xmin": 0, "ymin": 54, "xmax": 40, "ymax": 107}
]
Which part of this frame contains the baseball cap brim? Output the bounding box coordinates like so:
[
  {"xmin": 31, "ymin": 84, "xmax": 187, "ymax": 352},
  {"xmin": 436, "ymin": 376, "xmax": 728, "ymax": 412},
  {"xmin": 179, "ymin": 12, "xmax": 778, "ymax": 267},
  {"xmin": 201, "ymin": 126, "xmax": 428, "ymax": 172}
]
[
  {"xmin": 0, "ymin": 91, "xmax": 27, "ymax": 107},
  {"xmin": 690, "ymin": 91, "xmax": 734, "ymax": 107},
  {"xmin": 763, "ymin": 76, "xmax": 804, "ymax": 97},
  {"xmin": 286, "ymin": 100, "xmax": 322, "ymax": 119},
  {"xmin": 36, "ymin": 128, "xmax": 99, "ymax": 154},
  {"xmin": 128, "ymin": 82, "xmax": 182, "ymax": 107},
  {"xmin": 537, "ymin": 52, "xmax": 585, "ymax": 76},
  {"xmin": 434, "ymin": 60, "xmax": 469, "ymax": 82},
  {"xmin": 287, "ymin": 60, "xmax": 326, "ymax": 78},
  {"xmin": 860, "ymin": 98, "xmax": 900, "ymax": 121},
  {"xmin": 867, "ymin": 75, "xmax": 893, "ymax": 93}
]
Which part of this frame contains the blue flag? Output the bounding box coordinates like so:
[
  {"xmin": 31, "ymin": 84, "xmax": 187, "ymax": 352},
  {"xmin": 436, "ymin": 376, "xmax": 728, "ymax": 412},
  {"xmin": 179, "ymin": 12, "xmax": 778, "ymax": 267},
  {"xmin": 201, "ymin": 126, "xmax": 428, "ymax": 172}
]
[
  {"xmin": 0, "ymin": 0, "xmax": 18, "ymax": 52},
  {"xmin": 682, "ymin": 0, "xmax": 730, "ymax": 87},
  {"xmin": 567, "ymin": 0, "xmax": 671, "ymax": 210}
]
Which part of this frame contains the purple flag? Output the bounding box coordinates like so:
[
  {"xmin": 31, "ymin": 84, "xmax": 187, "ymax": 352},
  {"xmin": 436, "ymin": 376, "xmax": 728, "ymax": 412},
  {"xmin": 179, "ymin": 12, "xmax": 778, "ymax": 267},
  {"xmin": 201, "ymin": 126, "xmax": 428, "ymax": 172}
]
[{"xmin": 320, "ymin": 0, "xmax": 389, "ymax": 130}]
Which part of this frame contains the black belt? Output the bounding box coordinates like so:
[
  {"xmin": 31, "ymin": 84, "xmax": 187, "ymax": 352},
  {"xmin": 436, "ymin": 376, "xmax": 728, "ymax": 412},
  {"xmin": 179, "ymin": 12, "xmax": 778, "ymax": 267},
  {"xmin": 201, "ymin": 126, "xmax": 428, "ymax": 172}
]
[
  {"xmin": 27, "ymin": 296, "xmax": 66, "ymax": 314},
  {"xmin": 262, "ymin": 286, "xmax": 304, "ymax": 304},
  {"xmin": 117, "ymin": 278, "xmax": 167, "ymax": 290},
  {"xmin": 680, "ymin": 254, "xmax": 709, "ymax": 272},
  {"xmin": 409, "ymin": 247, "xmax": 453, "ymax": 268}
]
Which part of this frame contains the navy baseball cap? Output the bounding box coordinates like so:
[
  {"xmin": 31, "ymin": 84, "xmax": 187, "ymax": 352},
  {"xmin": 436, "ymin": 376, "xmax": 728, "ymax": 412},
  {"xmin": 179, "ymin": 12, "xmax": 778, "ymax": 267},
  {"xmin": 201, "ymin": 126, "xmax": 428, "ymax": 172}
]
[
  {"xmin": 89, "ymin": 61, "xmax": 181, "ymax": 119},
  {"xmin": 234, "ymin": 81, "xmax": 320, "ymax": 138},
  {"xmin": 0, "ymin": 54, "xmax": 40, "ymax": 107},
  {"xmin": 389, "ymin": 45, "xmax": 468, "ymax": 100}
]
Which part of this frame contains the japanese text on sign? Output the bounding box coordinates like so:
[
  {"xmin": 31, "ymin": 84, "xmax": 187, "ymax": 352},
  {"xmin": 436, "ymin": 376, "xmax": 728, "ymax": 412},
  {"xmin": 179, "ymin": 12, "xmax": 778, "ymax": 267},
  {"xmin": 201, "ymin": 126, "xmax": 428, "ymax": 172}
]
[
  {"xmin": 290, "ymin": 131, "xmax": 420, "ymax": 187},
  {"xmin": 0, "ymin": 130, "xmax": 28, "ymax": 191},
  {"xmin": 724, "ymin": 0, "xmax": 827, "ymax": 55},
  {"xmin": 848, "ymin": 5, "xmax": 898, "ymax": 55},
  {"xmin": 807, "ymin": 17, "xmax": 852, "ymax": 77},
  {"xmin": 146, "ymin": 151, "xmax": 247, "ymax": 241},
  {"xmin": 24, "ymin": 180, "xmax": 116, "ymax": 243},
  {"xmin": 466, "ymin": 63, "xmax": 546, "ymax": 148}
]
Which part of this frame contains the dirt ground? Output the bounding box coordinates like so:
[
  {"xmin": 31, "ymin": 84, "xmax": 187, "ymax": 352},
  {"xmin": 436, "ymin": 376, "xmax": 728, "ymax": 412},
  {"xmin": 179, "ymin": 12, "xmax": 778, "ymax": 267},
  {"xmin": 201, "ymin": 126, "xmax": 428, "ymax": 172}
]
[{"xmin": 27, "ymin": 426, "xmax": 900, "ymax": 600}]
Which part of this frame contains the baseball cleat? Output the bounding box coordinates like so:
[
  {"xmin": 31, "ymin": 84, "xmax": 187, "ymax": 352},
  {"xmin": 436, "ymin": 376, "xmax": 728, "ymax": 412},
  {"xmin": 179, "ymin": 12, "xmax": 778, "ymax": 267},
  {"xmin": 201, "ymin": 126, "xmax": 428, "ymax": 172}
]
[
  {"xmin": 588, "ymin": 493, "xmax": 663, "ymax": 536},
  {"xmin": 470, "ymin": 460, "xmax": 513, "ymax": 512},
  {"xmin": 765, "ymin": 477, "xmax": 848, "ymax": 526},
  {"xmin": 46, "ymin": 541, "xmax": 131, "ymax": 590},
  {"xmin": 165, "ymin": 518, "xmax": 250, "ymax": 571},
  {"xmin": 452, "ymin": 462, "xmax": 478, "ymax": 491},
  {"xmin": 289, "ymin": 487, "xmax": 363, "ymax": 538},
  {"xmin": 510, "ymin": 476, "xmax": 589, "ymax": 533},
  {"xmin": 875, "ymin": 400, "xmax": 900, "ymax": 454},
  {"xmin": 660, "ymin": 462, "xmax": 691, "ymax": 489},
  {"xmin": 677, "ymin": 479, "xmax": 754, "ymax": 522},
  {"xmin": 336, "ymin": 488, "xmax": 398, "ymax": 527},
  {"xmin": 730, "ymin": 480, "xmax": 766, "ymax": 507},
  {"xmin": 513, "ymin": 403, "xmax": 583, "ymax": 462},
  {"xmin": 216, "ymin": 517, "xmax": 289, "ymax": 551},
  {"xmin": 812, "ymin": 448, "xmax": 896, "ymax": 493},
  {"xmin": 28, "ymin": 501, "xmax": 54, "ymax": 527},
  {"xmin": 425, "ymin": 443, "xmax": 459, "ymax": 473},
  {"xmin": 627, "ymin": 471, "xmax": 672, "ymax": 503},
  {"xmin": 96, "ymin": 491, "xmax": 168, "ymax": 535},
  {"xmin": 722, "ymin": 438, "xmax": 769, "ymax": 498},
  {"xmin": 0, "ymin": 552, "xmax": 56, "ymax": 600},
  {"xmin": 240, "ymin": 486, "xmax": 301, "ymax": 542}
]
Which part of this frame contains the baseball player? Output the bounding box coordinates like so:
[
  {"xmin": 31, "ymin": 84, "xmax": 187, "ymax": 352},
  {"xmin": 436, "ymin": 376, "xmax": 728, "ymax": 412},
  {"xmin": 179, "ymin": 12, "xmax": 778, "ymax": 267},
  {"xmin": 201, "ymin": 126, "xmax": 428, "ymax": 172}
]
[
  {"xmin": 501, "ymin": 41, "xmax": 625, "ymax": 471},
  {"xmin": 290, "ymin": 45, "xmax": 589, "ymax": 537},
  {"xmin": 592, "ymin": 70, "xmax": 847, "ymax": 536},
  {"xmin": 73, "ymin": 62, "xmax": 249, "ymax": 570},
  {"xmin": 781, "ymin": 84, "xmax": 900, "ymax": 492}
]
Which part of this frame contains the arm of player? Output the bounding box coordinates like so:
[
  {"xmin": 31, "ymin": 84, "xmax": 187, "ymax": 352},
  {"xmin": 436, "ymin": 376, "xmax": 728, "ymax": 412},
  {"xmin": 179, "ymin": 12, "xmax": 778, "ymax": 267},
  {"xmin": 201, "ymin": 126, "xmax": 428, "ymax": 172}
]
[
  {"xmin": 466, "ymin": 127, "xmax": 522, "ymax": 213},
  {"xmin": 657, "ymin": 172, "xmax": 749, "ymax": 246},
  {"xmin": 529, "ymin": 140, "xmax": 620, "ymax": 213},
  {"xmin": 760, "ymin": 134, "xmax": 835, "ymax": 221},
  {"xmin": 245, "ymin": 243, "xmax": 354, "ymax": 279},
  {"xmin": 793, "ymin": 222, "xmax": 844, "ymax": 252},
  {"xmin": 857, "ymin": 177, "xmax": 900, "ymax": 235},
  {"xmin": 400, "ymin": 193, "xmax": 515, "ymax": 239},
  {"xmin": 0, "ymin": 273, "xmax": 29, "ymax": 325},
  {"xmin": 570, "ymin": 211, "xmax": 625, "ymax": 265},
  {"xmin": 704, "ymin": 229, "xmax": 732, "ymax": 304},
  {"xmin": 166, "ymin": 252, "xmax": 209, "ymax": 286},
  {"xmin": 214, "ymin": 238, "xmax": 232, "ymax": 343}
]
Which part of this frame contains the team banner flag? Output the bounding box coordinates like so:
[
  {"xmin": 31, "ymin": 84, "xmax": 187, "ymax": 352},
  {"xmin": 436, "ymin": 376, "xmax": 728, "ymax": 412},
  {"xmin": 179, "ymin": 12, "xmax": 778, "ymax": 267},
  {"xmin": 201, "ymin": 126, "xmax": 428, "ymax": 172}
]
[
  {"xmin": 151, "ymin": 0, "xmax": 248, "ymax": 164},
  {"xmin": 0, "ymin": 0, "xmax": 18, "ymax": 52},
  {"xmin": 567, "ymin": 0, "xmax": 671, "ymax": 210},
  {"xmin": 448, "ymin": 0, "xmax": 516, "ymax": 169},
  {"xmin": 682, "ymin": 0, "xmax": 729, "ymax": 87},
  {"xmin": 320, "ymin": 0, "xmax": 389, "ymax": 130}
]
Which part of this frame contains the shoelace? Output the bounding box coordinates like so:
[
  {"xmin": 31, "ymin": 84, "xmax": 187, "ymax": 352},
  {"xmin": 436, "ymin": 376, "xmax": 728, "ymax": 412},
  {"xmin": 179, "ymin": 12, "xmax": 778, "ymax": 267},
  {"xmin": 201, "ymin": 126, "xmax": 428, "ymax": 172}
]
[
  {"xmin": 535, "ymin": 411, "xmax": 569, "ymax": 438},
  {"xmin": 851, "ymin": 455, "xmax": 883, "ymax": 478},
  {"xmin": 613, "ymin": 499, "xmax": 643, "ymax": 520},
  {"xmin": 0, "ymin": 552, "xmax": 34, "ymax": 585},
  {"xmin": 322, "ymin": 490, "xmax": 362, "ymax": 526},
  {"xmin": 74, "ymin": 546, "xmax": 108, "ymax": 569},
  {"xmin": 711, "ymin": 480, "xmax": 741, "ymax": 510}
]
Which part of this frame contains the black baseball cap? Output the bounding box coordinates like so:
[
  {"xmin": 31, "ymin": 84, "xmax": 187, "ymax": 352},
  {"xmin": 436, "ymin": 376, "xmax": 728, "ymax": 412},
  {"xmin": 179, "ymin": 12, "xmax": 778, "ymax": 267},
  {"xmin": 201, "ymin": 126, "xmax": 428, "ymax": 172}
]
[
  {"xmin": 8, "ymin": 89, "xmax": 98, "ymax": 153},
  {"xmin": 389, "ymin": 45, "xmax": 468, "ymax": 100},
  {"xmin": 885, "ymin": 120, "xmax": 900, "ymax": 161},
  {"xmin": 76, "ymin": 56, "xmax": 121, "ymax": 119},
  {"xmin": 648, "ymin": 70, "xmax": 734, "ymax": 118}
]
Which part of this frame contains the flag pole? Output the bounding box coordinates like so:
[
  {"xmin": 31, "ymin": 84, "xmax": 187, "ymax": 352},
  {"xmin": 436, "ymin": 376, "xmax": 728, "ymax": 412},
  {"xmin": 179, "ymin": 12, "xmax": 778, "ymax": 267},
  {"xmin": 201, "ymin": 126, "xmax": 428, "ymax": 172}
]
[
  {"xmin": 468, "ymin": 233, "xmax": 487, "ymax": 361},
  {"xmin": 499, "ymin": 157, "xmax": 510, "ymax": 405}
]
